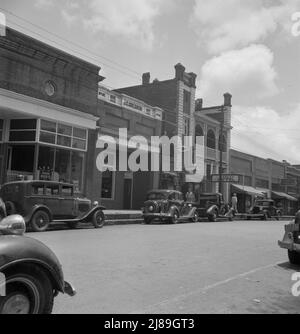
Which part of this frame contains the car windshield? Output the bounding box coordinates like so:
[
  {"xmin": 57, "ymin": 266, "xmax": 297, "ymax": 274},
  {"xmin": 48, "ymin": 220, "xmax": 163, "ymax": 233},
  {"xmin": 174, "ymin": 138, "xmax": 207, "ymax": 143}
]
[
  {"xmin": 199, "ymin": 196, "xmax": 217, "ymax": 203},
  {"xmin": 147, "ymin": 192, "xmax": 167, "ymax": 200}
]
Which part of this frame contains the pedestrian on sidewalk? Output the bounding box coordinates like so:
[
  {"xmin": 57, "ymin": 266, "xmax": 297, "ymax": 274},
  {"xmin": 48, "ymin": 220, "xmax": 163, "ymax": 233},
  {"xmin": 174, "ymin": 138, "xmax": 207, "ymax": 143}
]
[{"xmin": 231, "ymin": 193, "xmax": 238, "ymax": 214}]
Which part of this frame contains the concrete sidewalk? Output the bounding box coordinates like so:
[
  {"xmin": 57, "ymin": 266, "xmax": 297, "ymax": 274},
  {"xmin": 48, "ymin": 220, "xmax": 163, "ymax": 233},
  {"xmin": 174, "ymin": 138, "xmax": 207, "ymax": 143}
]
[{"xmin": 104, "ymin": 210, "xmax": 143, "ymax": 225}]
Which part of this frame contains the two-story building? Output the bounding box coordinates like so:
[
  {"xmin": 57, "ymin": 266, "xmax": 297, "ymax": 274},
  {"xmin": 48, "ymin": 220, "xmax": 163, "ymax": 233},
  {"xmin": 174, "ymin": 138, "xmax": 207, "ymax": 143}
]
[
  {"xmin": 0, "ymin": 28, "xmax": 103, "ymax": 199},
  {"xmin": 116, "ymin": 64, "xmax": 232, "ymax": 202},
  {"xmin": 95, "ymin": 85, "xmax": 163, "ymax": 210}
]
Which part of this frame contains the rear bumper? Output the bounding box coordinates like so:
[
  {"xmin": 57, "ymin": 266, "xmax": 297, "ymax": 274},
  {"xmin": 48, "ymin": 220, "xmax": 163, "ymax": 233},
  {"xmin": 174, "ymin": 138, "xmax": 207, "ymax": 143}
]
[{"xmin": 278, "ymin": 240, "xmax": 300, "ymax": 252}]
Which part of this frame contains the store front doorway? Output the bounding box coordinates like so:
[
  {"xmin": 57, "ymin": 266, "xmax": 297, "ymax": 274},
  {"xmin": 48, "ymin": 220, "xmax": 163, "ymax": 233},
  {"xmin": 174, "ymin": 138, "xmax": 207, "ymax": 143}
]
[
  {"xmin": 123, "ymin": 173, "xmax": 133, "ymax": 210},
  {"xmin": 6, "ymin": 145, "xmax": 35, "ymax": 182}
]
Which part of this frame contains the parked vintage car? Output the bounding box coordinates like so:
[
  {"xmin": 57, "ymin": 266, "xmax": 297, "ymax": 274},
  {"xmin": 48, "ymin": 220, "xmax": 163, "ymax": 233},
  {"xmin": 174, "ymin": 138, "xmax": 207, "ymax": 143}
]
[
  {"xmin": 250, "ymin": 199, "xmax": 282, "ymax": 220},
  {"xmin": 0, "ymin": 181, "xmax": 106, "ymax": 232},
  {"xmin": 278, "ymin": 210, "xmax": 300, "ymax": 265},
  {"xmin": 142, "ymin": 190, "xmax": 199, "ymax": 224},
  {"xmin": 0, "ymin": 214, "xmax": 75, "ymax": 314},
  {"xmin": 194, "ymin": 193, "xmax": 227, "ymax": 222}
]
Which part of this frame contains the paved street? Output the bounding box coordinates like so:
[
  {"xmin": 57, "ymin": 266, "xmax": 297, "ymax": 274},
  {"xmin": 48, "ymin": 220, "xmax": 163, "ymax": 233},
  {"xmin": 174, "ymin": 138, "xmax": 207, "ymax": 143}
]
[{"xmin": 30, "ymin": 220, "xmax": 300, "ymax": 314}]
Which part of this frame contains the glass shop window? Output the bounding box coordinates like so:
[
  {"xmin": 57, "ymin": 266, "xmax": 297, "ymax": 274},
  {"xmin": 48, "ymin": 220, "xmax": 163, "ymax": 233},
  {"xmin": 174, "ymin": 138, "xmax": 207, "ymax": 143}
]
[{"xmin": 55, "ymin": 149, "xmax": 71, "ymax": 183}]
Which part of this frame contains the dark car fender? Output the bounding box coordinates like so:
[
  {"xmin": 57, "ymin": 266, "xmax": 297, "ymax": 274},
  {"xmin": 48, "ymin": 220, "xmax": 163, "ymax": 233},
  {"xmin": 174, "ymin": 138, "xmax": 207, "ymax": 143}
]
[
  {"xmin": 25, "ymin": 204, "xmax": 53, "ymax": 224},
  {"xmin": 207, "ymin": 205, "xmax": 219, "ymax": 216},
  {"xmin": 0, "ymin": 235, "xmax": 65, "ymax": 293},
  {"xmin": 169, "ymin": 205, "xmax": 180, "ymax": 216},
  {"xmin": 79, "ymin": 205, "xmax": 106, "ymax": 222}
]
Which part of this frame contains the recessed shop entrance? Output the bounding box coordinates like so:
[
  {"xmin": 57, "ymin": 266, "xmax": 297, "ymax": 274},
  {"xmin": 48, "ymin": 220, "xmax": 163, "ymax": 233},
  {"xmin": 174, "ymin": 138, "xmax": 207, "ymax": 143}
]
[
  {"xmin": 6, "ymin": 144, "xmax": 35, "ymax": 181},
  {"xmin": 123, "ymin": 172, "xmax": 133, "ymax": 210}
]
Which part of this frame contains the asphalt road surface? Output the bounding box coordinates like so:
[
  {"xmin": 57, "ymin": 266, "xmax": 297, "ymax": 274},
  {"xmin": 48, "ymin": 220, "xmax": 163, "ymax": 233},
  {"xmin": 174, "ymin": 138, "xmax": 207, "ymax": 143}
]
[{"xmin": 29, "ymin": 220, "xmax": 300, "ymax": 314}]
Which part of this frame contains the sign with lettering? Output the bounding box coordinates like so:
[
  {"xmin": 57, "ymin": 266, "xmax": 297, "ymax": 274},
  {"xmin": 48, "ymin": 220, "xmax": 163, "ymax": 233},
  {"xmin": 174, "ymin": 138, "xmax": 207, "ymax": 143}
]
[
  {"xmin": 211, "ymin": 174, "xmax": 241, "ymax": 183},
  {"xmin": 281, "ymin": 179, "xmax": 297, "ymax": 187}
]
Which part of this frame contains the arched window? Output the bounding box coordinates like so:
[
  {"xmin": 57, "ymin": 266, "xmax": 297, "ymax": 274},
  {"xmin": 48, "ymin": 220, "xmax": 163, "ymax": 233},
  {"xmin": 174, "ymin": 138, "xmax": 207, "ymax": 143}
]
[
  {"xmin": 195, "ymin": 124, "xmax": 204, "ymax": 137},
  {"xmin": 195, "ymin": 125, "xmax": 204, "ymax": 145},
  {"xmin": 207, "ymin": 130, "xmax": 216, "ymax": 149},
  {"xmin": 219, "ymin": 135, "xmax": 227, "ymax": 152}
]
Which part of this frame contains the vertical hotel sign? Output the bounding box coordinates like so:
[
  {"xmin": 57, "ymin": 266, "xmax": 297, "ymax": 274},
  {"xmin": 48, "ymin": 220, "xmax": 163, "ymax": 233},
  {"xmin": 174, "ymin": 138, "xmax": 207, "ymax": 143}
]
[{"xmin": 0, "ymin": 12, "xmax": 6, "ymax": 37}]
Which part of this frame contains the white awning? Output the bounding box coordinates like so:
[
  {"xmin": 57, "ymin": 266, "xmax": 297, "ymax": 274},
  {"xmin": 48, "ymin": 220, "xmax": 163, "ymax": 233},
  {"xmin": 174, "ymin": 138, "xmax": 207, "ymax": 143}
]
[
  {"xmin": 0, "ymin": 88, "xmax": 99, "ymax": 129},
  {"xmin": 232, "ymin": 184, "xmax": 265, "ymax": 197},
  {"xmin": 272, "ymin": 191, "xmax": 298, "ymax": 202}
]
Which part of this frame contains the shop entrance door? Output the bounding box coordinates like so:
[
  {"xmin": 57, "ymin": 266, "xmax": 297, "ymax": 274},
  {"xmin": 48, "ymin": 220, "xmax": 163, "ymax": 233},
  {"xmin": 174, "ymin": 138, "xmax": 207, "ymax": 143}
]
[
  {"xmin": 6, "ymin": 145, "xmax": 35, "ymax": 182},
  {"xmin": 123, "ymin": 178, "xmax": 133, "ymax": 210}
]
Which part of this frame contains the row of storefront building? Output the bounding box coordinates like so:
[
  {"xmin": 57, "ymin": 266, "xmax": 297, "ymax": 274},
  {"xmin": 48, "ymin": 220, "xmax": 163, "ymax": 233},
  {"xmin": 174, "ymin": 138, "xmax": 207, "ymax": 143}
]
[{"xmin": 0, "ymin": 28, "xmax": 299, "ymax": 214}]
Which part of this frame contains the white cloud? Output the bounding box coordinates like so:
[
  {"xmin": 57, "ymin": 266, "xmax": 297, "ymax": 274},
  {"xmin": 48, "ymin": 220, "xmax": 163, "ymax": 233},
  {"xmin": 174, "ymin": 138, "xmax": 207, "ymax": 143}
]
[
  {"xmin": 34, "ymin": 0, "xmax": 169, "ymax": 49},
  {"xmin": 35, "ymin": 0, "xmax": 54, "ymax": 9},
  {"xmin": 198, "ymin": 44, "xmax": 279, "ymax": 104},
  {"xmin": 232, "ymin": 104, "xmax": 300, "ymax": 164},
  {"xmin": 191, "ymin": 0, "xmax": 299, "ymax": 54}
]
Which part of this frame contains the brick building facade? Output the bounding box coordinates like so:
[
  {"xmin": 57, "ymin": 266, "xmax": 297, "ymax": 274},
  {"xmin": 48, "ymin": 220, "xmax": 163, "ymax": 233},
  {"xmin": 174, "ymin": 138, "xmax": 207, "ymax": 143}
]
[
  {"xmin": 117, "ymin": 64, "xmax": 232, "ymax": 202},
  {"xmin": 230, "ymin": 149, "xmax": 299, "ymax": 214},
  {"xmin": 0, "ymin": 28, "xmax": 103, "ymax": 200},
  {"xmin": 95, "ymin": 85, "xmax": 163, "ymax": 210}
]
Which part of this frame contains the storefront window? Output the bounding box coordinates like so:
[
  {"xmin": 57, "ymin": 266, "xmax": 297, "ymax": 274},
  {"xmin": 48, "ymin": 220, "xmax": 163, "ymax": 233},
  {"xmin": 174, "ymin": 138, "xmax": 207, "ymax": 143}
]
[
  {"xmin": 71, "ymin": 151, "xmax": 85, "ymax": 193},
  {"xmin": 39, "ymin": 120, "xmax": 87, "ymax": 151},
  {"xmin": 101, "ymin": 171, "xmax": 115, "ymax": 199},
  {"xmin": 55, "ymin": 149, "xmax": 71, "ymax": 183},
  {"xmin": 38, "ymin": 146, "xmax": 55, "ymax": 181},
  {"xmin": 9, "ymin": 119, "xmax": 37, "ymax": 142}
]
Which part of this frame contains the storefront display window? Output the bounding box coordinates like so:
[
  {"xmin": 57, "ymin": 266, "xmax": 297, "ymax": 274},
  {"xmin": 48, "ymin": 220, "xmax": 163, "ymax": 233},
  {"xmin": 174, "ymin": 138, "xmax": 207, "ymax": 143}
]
[
  {"xmin": 55, "ymin": 149, "xmax": 71, "ymax": 184},
  {"xmin": 37, "ymin": 145, "xmax": 85, "ymax": 191},
  {"xmin": 40, "ymin": 119, "xmax": 87, "ymax": 151},
  {"xmin": 71, "ymin": 151, "xmax": 84, "ymax": 193}
]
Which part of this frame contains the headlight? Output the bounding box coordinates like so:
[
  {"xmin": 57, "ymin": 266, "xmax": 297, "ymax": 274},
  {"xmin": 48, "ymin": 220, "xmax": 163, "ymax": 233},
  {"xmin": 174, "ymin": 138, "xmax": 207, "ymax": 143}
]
[
  {"xmin": 93, "ymin": 201, "xmax": 99, "ymax": 207},
  {"xmin": 0, "ymin": 215, "xmax": 26, "ymax": 236},
  {"xmin": 149, "ymin": 206, "xmax": 154, "ymax": 212}
]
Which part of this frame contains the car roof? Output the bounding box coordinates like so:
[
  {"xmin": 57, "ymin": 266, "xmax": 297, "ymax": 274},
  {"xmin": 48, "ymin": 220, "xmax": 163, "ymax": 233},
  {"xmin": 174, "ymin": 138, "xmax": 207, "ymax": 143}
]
[{"xmin": 1, "ymin": 181, "xmax": 74, "ymax": 188}]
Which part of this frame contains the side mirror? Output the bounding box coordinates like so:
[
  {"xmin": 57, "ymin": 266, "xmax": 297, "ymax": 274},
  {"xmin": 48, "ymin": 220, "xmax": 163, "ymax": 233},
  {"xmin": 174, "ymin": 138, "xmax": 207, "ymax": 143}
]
[{"xmin": 0, "ymin": 215, "xmax": 26, "ymax": 236}]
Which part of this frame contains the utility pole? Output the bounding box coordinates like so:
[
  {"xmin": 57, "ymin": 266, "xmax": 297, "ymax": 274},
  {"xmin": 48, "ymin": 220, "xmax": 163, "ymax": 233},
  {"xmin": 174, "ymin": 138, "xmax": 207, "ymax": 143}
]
[{"xmin": 218, "ymin": 105, "xmax": 225, "ymax": 195}]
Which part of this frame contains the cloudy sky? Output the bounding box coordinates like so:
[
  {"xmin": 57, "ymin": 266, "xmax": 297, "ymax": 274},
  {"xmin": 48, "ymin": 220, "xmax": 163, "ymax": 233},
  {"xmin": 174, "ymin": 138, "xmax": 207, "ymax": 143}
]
[{"xmin": 1, "ymin": 0, "xmax": 300, "ymax": 163}]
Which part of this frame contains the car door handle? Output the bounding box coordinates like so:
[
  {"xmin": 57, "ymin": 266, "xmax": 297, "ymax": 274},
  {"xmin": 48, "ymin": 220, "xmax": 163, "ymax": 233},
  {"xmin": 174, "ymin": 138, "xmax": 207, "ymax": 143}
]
[{"xmin": 58, "ymin": 198, "xmax": 64, "ymax": 200}]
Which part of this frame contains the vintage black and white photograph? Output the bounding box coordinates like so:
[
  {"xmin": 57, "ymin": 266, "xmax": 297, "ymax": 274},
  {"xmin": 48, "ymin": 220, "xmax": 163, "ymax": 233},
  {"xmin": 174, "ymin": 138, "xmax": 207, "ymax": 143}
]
[{"xmin": 0, "ymin": 0, "xmax": 300, "ymax": 317}]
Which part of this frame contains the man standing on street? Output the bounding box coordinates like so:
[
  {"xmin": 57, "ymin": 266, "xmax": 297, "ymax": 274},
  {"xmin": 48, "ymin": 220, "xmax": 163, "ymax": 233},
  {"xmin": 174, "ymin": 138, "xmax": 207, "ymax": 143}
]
[{"xmin": 232, "ymin": 193, "xmax": 238, "ymax": 214}]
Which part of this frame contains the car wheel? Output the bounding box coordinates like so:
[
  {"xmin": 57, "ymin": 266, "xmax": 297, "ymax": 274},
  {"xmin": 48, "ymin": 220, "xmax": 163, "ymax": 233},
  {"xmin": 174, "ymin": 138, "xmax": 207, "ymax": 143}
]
[
  {"xmin": 92, "ymin": 210, "xmax": 105, "ymax": 229},
  {"xmin": 0, "ymin": 265, "xmax": 54, "ymax": 314},
  {"xmin": 30, "ymin": 210, "xmax": 50, "ymax": 232},
  {"xmin": 144, "ymin": 218, "xmax": 152, "ymax": 225},
  {"xmin": 208, "ymin": 211, "xmax": 217, "ymax": 222},
  {"xmin": 288, "ymin": 250, "xmax": 300, "ymax": 265},
  {"xmin": 191, "ymin": 211, "xmax": 199, "ymax": 223},
  {"xmin": 67, "ymin": 222, "xmax": 79, "ymax": 229},
  {"xmin": 261, "ymin": 213, "xmax": 268, "ymax": 221},
  {"xmin": 5, "ymin": 201, "xmax": 16, "ymax": 216},
  {"xmin": 170, "ymin": 211, "xmax": 179, "ymax": 224}
]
